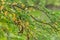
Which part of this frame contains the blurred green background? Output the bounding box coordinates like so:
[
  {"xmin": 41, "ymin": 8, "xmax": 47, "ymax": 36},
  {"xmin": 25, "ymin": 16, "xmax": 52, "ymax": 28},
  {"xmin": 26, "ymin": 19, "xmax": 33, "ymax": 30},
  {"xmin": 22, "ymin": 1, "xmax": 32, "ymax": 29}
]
[{"xmin": 0, "ymin": 0, "xmax": 60, "ymax": 40}]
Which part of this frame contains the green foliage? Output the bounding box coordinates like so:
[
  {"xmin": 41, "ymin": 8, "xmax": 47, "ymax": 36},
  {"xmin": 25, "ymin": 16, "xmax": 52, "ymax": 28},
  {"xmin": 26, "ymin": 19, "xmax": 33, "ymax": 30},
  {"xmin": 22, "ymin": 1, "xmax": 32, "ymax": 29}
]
[{"xmin": 0, "ymin": 0, "xmax": 60, "ymax": 40}]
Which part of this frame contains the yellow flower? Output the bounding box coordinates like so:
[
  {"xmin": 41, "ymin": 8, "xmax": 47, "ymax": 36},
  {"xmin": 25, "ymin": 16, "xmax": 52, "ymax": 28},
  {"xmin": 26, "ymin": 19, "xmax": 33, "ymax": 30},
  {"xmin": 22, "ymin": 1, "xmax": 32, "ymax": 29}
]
[
  {"xmin": 12, "ymin": 14, "xmax": 16, "ymax": 21},
  {"xmin": 21, "ymin": 3, "xmax": 25, "ymax": 8},
  {"xmin": 0, "ymin": 6, "xmax": 4, "ymax": 10},
  {"xmin": 25, "ymin": 21, "xmax": 29, "ymax": 27},
  {"xmin": 1, "ymin": 0, "xmax": 4, "ymax": 1},
  {"xmin": 13, "ymin": 17, "xmax": 16, "ymax": 21},
  {"xmin": 2, "ymin": 1, "xmax": 5, "ymax": 4},
  {"xmin": 4, "ymin": 11, "xmax": 8, "ymax": 16}
]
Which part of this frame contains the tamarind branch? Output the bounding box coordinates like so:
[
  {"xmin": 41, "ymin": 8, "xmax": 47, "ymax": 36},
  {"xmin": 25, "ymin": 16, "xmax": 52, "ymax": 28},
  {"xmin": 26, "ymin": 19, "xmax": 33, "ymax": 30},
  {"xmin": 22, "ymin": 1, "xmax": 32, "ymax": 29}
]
[{"xmin": 30, "ymin": 15, "xmax": 59, "ymax": 32}]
